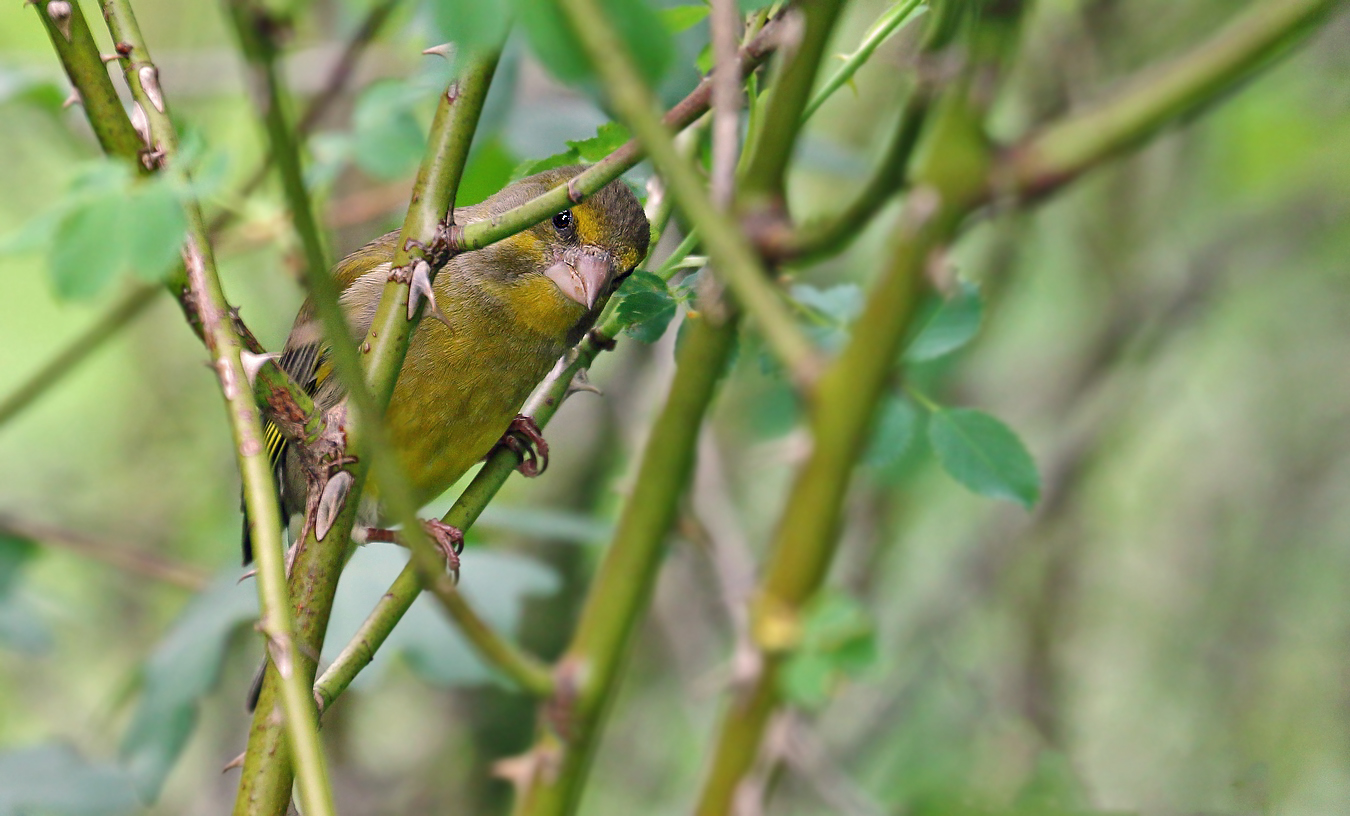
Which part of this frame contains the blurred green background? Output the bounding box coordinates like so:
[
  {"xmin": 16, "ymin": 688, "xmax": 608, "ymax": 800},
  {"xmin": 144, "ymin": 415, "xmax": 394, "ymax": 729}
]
[{"xmin": 0, "ymin": 0, "xmax": 1348, "ymax": 813}]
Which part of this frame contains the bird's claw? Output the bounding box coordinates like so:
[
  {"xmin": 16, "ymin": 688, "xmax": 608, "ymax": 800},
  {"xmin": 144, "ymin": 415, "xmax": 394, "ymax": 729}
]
[
  {"xmin": 497, "ymin": 414, "xmax": 549, "ymax": 477},
  {"xmin": 365, "ymin": 519, "xmax": 464, "ymax": 580}
]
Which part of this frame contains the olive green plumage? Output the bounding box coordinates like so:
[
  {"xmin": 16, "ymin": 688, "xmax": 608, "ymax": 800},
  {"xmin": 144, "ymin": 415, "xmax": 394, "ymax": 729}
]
[{"xmin": 242, "ymin": 167, "xmax": 649, "ymax": 563}]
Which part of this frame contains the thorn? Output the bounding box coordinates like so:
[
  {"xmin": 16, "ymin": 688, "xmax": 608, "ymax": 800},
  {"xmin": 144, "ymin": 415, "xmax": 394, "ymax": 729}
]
[
  {"xmin": 61, "ymin": 88, "xmax": 80, "ymax": 109},
  {"xmin": 239, "ymin": 351, "xmax": 279, "ymax": 386},
  {"xmin": 567, "ymin": 368, "xmax": 602, "ymax": 396},
  {"xmin": 236, "ymin": 568, "xmax": 257, "ymax": 584},
  {"xmin": 100, "ymin": 53, "xmax": 120, "ymax": 64},
  {"xmin": 222, "ymin": 752, "xmax": 245, "ymax": 773},
  {"xmin": 406, "ymin": 259, "xmax": 435, "ymax": 321},
  {"xmin": 315, "ymin": 471, "xmax": 352, "ymax": 541},
  {"xmin": 422, "ymin": 43, "xmax": 455, "ymax": 60},
  {"xmin": 45, "ymin": 1, "xmax": 72, "ymax": 40},
  {"xmin": 139, "ymin": 65, "xmax": 165, "ymax": 114},
  {"xmin": 130, "ymin": 102, "xmax": 151, "ymax": 147}
]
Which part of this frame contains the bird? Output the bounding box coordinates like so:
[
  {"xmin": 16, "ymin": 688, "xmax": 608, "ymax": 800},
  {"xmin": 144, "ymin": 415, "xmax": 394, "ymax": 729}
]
[{"xmin": 241, "ymin": 166, "xmax": 650, "ymax": 569}]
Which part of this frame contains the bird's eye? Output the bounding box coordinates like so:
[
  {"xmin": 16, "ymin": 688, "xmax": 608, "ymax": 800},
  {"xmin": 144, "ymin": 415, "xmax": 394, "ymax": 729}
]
[{"xmin": 552, "ymin": 210, "xmax": 574, "ymax": 235}]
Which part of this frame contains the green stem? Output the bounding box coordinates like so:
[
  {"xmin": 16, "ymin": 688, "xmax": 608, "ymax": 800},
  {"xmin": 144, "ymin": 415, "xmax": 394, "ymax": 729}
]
[
  {"xmin": 998, "ymin": 0, "xmax": 1342, "ymax": 200},
  {"xmin": 775, "ymin": 85, "xmax": 932, "ymax": 260},
  {"xmin": 448, "ymin": 13, "xmax": 784, "ymax": 253},
  {"xmin": 800, "ymin": 0, "xmax": 927, "ymax": 121},
  {"xmin": 226, "ymin": 0, "xmax": 330, "ymax": 293},
  {"xmin": 512, "ymin": 308, "xmax": 740, "ymax": 816},
  {"xmin": 693, "ymin": 182, "xmax": 950, "ymax": 816},
  {"xmin": 95, "ymin": 3, "xmax": 336, "ymax": 815},
  {"xmin": 558, "ymin": 0, "xmax": 822, "ymax": 390},
  {"xmin": 30, "ymin": 0, "xmax": 142, "ymax": 161},
  {"xmin": 236, "ymin": 50, "xmax": 500, "ymax": 815},
  {"xmin": 739, "ymin": 0, "xmax": 846, "ymax": 207},
  {"xmin": 314, "ymin": 215, "xmax": 692, "ymax": 712},
  {"xmin": 3, "ymin": 0, "xmax": 392, "ymax": 432}
]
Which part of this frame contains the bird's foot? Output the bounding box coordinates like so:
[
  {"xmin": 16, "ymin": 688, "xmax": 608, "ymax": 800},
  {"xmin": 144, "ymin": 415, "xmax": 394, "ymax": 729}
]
[
  {"xmin": 365, "ymin": 519, "xmax": 464, "ymax": 578},
  {"xmin": 496, "ymin": 414, "xmax": 549, "ymax": 477}
]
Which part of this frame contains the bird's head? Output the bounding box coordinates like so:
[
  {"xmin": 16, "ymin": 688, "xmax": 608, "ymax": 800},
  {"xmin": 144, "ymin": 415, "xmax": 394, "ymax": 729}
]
[{"xmin": 473, "ymin": 166, "xmax": 650, "ymax": 338}]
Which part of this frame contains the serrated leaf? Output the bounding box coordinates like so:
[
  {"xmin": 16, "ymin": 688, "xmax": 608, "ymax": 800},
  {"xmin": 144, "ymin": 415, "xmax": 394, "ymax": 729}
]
[
  {"xmin": 0, "ymin": 745, "xmax": 140, "ymax": 816},
  {"xmin": 905, "ymin": 280, "xmax": 983, "ymax": 361},
  {"xmin": 616, "ymin": 292, "xmax": 678, "ymax": 343},
  {"xmin": 428, "ymin": 0, "xmax": 512, "ymax": 53},
  {"xmin": 50, "ymin": 194, "xmax": 128, "ymax": 300},
  {"xmin": 615, "ymin": 269, "xmax": 666, "ymax": 295},
  {"xmin": 124, "ymin": 184, "xmax": 186, "ymax": 284},
  {"xmin": 352, "ymin": 81, "xmax": 427, "ymax": 180},
  {"xmin": 928, "ymin": 407, "xmax": 1040, "ymax": 507},
  {"xmin": 513, "ymin": 149, "xmax": 580, "ymax": 182},
  {"xmin": 614, "ymin": 270, "xmax": 677, "ymax": 341},
  {"xmin": 565, "ymin": 121, "xmax": 631, "ymax": 163},
  {"xmin": 660, "ymin": 4, "xmax": 708, "ymax": 33}
]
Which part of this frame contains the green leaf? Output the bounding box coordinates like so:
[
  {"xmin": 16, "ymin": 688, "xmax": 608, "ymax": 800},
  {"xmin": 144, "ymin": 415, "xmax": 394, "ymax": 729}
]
[
  {"xmin": 457, "ymin": 137, "xmax": 519, "ymax": 206},
  {"xmin": 323, "ymin": 547, "xmax": 559, "ymax": 690},
  {"xmin": 512, "ymin": 149, "xmax": 580, "ymax": 182},
  {"xmin": 517, "ymin": 0, "xmax": 593, "ymax": 84},
  {"xmin": 352, "ymin": 81, "xmax": 427, "ymax": 180},
  {"xmin": 124, "ymin": 183, "xmax": 187, "ymax": 284},
  {"xmin": 0, "ymin": 534, "xmax": 49, "ymax": 654},
  {"xmin": 905, "ymin": 280, "xmax": 983, "ymax": 362},
  {"xmin": 0, "ymin": 745, "xmax": 140, "ymax": 816},
  {"xmin": 120, "ymin": 575, "xmax": 257, "ymax": 800},
  {"xmin": 565, "ymin": 121, "xmax": 631, "ymax": 162},
  {"xmin": 0, "ymin": 534, "xmax": 36, "ymax": 597},
  {"xmin": 780, "ymin": 651, "xmax": 836, "ymax": 709},
  {"xmin": 519, "ymin": 0, "xmax": 673, "ymax": 86},
  {"xmin": 791, "ymin": 283, "xmax": 863, "ymax": 326},
  {"xmin": 864, "ymin": 395, "xmax": 920, "ymax": 470},
  {"xmin": 50, "ymin": 193, "xmax": 128, "ymax": 300},
  {"xmin": 659, "ymin": 5, "xmax": 708, "ymax": 34},
  {"xmin": 928, "ymin": 407, "xmax": 1040, "ymax": 507},
  {"xmin": 428, "ymin": 0, "xmax": 512, "ymax": 53},
  {"xmin": 695, "ymin": 41, "xmax": 714, "ymax": 75},
  {"xmin": 613, "ymin": 271, "xmax": 677, "ymax": 343},
  {"xmin": 779, "ymin": 592, "xmax": 876, "ymax": 710}
]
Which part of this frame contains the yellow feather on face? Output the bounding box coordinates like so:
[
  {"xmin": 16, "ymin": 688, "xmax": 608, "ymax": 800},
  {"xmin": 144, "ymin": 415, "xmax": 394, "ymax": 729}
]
[{"xmin": 241, "ymin": 166, "xmax": 650, "ymax": 564}]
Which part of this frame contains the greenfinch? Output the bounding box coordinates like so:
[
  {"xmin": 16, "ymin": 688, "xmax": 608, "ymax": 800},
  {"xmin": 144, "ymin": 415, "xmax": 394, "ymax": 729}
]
[{"xmin": 242, "ymin": 166, "xmax": 650, "ymax": 565}]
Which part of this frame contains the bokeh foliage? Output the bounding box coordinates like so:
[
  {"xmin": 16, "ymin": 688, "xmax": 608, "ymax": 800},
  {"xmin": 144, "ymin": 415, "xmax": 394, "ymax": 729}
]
[{"xmin": 0, "ymin": 0, "xmax": 1347, "ymax": 813}]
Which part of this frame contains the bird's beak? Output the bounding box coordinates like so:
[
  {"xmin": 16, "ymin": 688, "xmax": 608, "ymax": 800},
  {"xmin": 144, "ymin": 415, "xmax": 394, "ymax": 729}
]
[{"xmin": 544, "ymin": 248, "xmax": 615, "ymax": 311}]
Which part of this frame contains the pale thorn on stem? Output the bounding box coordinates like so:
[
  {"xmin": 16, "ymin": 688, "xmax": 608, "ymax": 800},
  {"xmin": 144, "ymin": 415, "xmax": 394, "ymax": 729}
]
[
  {"xmin": 45, "ymin": 1, "xmax": 72, "ymax": 40},
  {"xmin": 422, "ymin": 43, "xmax": 455, "ymax": 61},
  {"xmin": 567, "ymin": 368, "xmax": 603, "ymax": 397},
  {"xmin": 139, "ymin": 65, "xmax": 165, "ymax": 114},
  {"xmin": 61, "ymin": 88, "xmax": 80, "ymax": 108},
  {"xmin": 239, "ymin": 351, "xmax": 280, "ymax": 386},
  {"xmin": 315, "ymin": 470, "xmax": 353, "ymax": 541}
]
